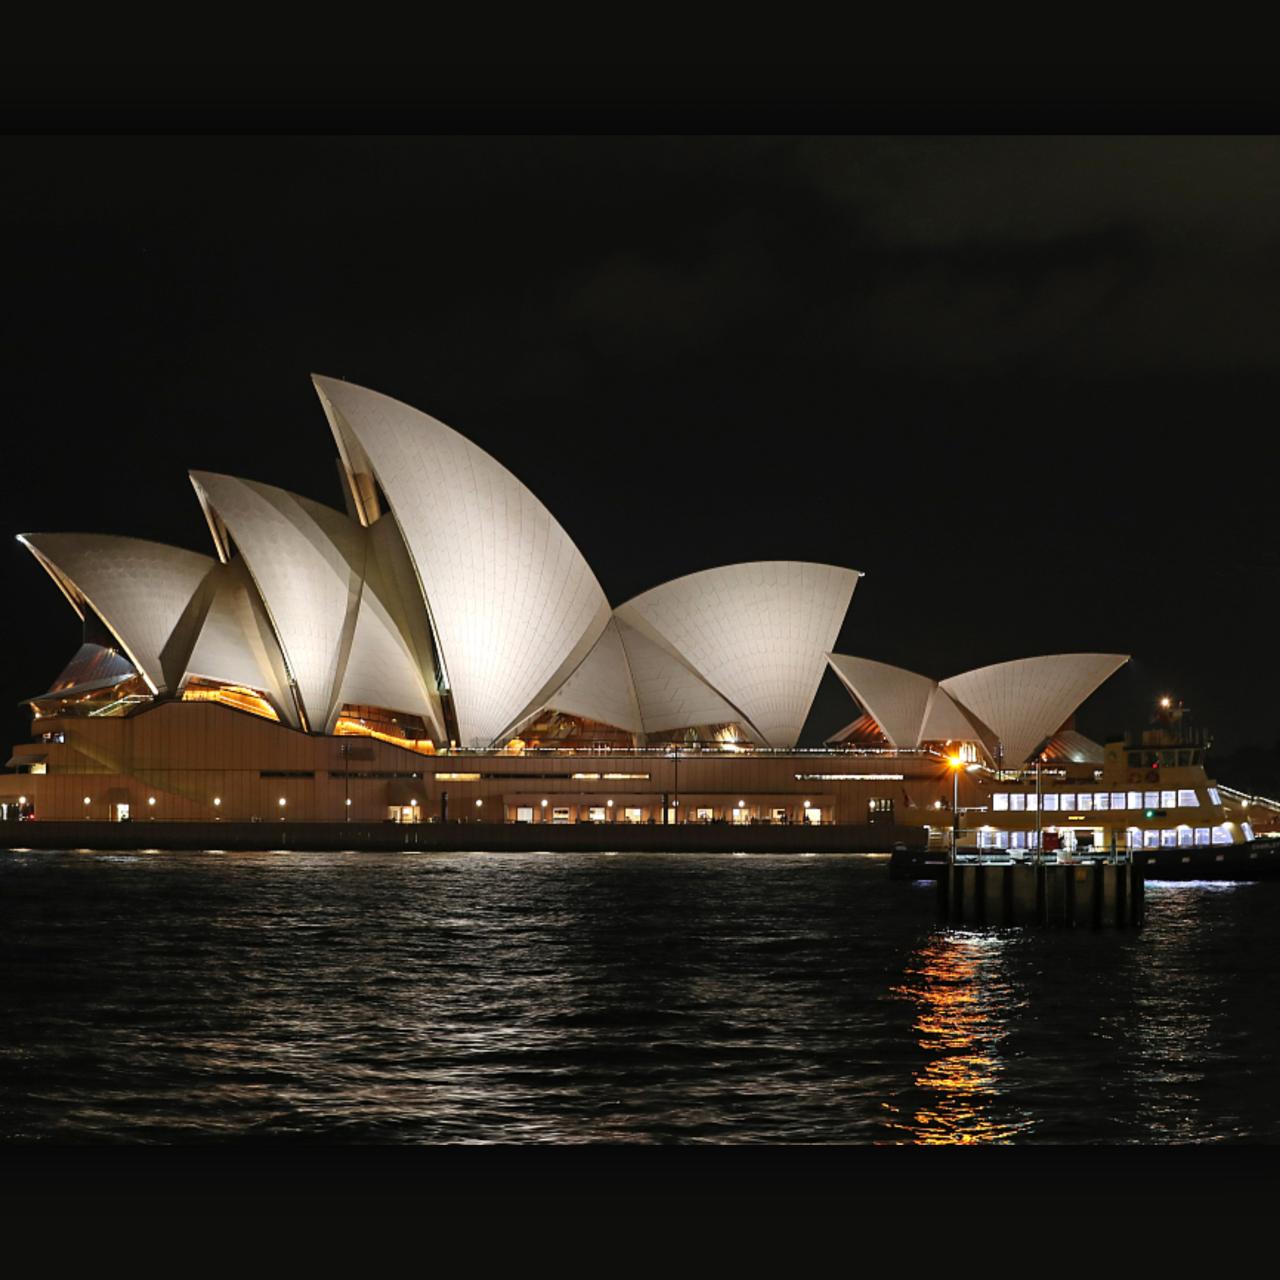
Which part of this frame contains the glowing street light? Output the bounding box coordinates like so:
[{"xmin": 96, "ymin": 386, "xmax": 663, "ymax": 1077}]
[{"xmin": 947, "ymin": 755, "xmax": 964, "ymax": 860}]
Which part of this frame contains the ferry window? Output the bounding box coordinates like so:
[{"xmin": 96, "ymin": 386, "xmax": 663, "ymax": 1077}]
[
  {"xmin": 1207, "ymin": 787, "xmax": 1222, "ymax": 806},
  {"xmin": 624, "ymin": 807, "xmax": 643, "ymax": 824},
  {"xmin": 1243, "ymin": 821, "xmax": 1255, "ymax": 841},
  {"xmin": 993, "ymin": 793, "xmax": 1009, "ymax": 811},
  {"xmin": 1010, "ymin": 793, "xmax": 1026, "ymax": 812},
  {"xmin": 1178, "ymin": 827, "xmax": 1193, "ymax": 847},
  {"xmin": 588, "ymin": 806, "xmax": 606, "ymax": 823},
  {"xmin": 994, "ymin": 831, "xmax": 1010, "ymax": 849},
  {"xmin": 1144, "ymin": 830, "xmax": 1160, "ymax": 848},
  {"xmin": 1095, "ymin": 792, "xmax": 1110, "ymax": 811},
  {"xmin": 1011, "ymin": 831, "xmax": 1027, "ymax": 849},
  {"xmin": 552, "ymin": 807, "xmax": 571, "ymax": 825},
  {"xmin": 1111, "ymin": 792, "xmax": 1127, "ymax": 810},
  {"xmin": 515, "ymin": 806, "xmax": 533, "ymax": 823},
  {"xmin": 1177, "ymin": 789, "xmax": 1198, "ymax": 807},
  {"xmin": 1194, "ymin": 827, "xmax": 1211, "ymax": 846},
  {"xmin": 1127, "ymin": 791, "xmax": 1143, "ymax": 810},
  {"xmin": 978, "ymin": 830, "xmax": 996, "ymax": 848},
  {"xmin": 1126, "ymin": 828, "xmax": 1142, "ymax": 849},
  {"xmin": 1144, "ymin": 791, "xmax": 1160, "ymax": 809},
  {"xmin": 1161, "ymin": 829, "xmax": 1177, "ymax": 847},
  {"xmin": 1160, "ymin": 790, "xmax": 1176, "ymax": 809},
  {"xmin": 696, "ymin": 807, "xmax": 713, "ymax": 822},
  {"xmin": 1026, "ymin": 794, "xmax": 1038, "ymax": 811},
  {"xmin": 1042, "ymin": 794, "xmax": 1059, "ymax": 812},
  {"xmin": 1060, "ymin": 793, "xmax": 1075, "ymax": 811},
  {"xmin": 1212, "ymin": 825, "xmax": 1231, "ymax": 845},
  {"xmin": 1078, "ymin": 793, "xmax": 1093, "ymax": 811}
]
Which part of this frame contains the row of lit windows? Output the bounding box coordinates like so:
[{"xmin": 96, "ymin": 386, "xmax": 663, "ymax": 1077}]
[
  {"xmin": 978, "ymin": 826, "xmax": 1239, "ymax": 849},
  {"xmin": 992, "ymin": 789, "xmax": 1205, "ymax": 813},
  {"xmin": 434, "ymin": 771, "xmax": 652, "ymax": 782}
]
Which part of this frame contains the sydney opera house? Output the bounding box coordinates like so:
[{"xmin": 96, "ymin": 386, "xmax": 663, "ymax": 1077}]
[{"xmin": 3, "ymin": 377, "xmax": 1259, "ymax": 851}]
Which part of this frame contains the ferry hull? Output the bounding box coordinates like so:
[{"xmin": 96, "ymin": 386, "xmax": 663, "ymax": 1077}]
[{"xmin": 890, "ymin": 840, "xmax": 1280, "ymax": 883}]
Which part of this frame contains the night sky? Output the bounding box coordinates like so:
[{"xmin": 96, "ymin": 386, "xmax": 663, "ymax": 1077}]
[{"xmin": 4, "ymin": 128, "xmax": 1278, "ymax": 759}]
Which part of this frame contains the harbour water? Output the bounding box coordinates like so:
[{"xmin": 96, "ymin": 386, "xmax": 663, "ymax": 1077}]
[{"xmin": 2, "ymin": 849, "xmax": 1278, "ymax": 1144}]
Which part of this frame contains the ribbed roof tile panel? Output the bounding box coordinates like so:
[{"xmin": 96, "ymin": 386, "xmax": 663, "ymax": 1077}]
[
  {"xmin": 825, "ymin": 654, "xmax": 935, "ymax": 748},
  {"xmin": 613, "ymin": 616, "xmax": 748, "ymax": 738},
  {"xmin": 537, "ymin": 618, "xmax": 643, "ymax": 735},
  {"xmin": 941, "ymin": 653, "xmax": 1129, "ymax": 765},
  {"xmin": 311, "ymin": 376, "xmax": 611, "ymax": 747},
  {"xmin": 19, "ymin": 533, "xmax": 213, "ymax": 695},
  {"xmin": 190, "ymin": 472, "xmax": 365, "ymax": 732},
  {"xmin": 183, "ymin": 559, "xmax": 300, "ymax": 726},
  {"xmin": 337, "ymin": 520, "xmax": 445, "ymax": 741},
  {"xmin": 616, "ymin": 562, "xmax": 860, "ymax": 747},
  {"xmin": 919, "ymin": 686, "xmax": 986, "ymax": 745}
]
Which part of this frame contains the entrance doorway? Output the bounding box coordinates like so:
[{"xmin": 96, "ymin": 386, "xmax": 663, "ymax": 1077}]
[{"xmin": 868, "ymin": 797, "xmax": 894, "ymax": 826}]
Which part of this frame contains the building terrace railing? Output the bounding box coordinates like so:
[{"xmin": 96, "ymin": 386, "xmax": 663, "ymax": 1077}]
[{"xmin": 424, "ymin": 745, "xmax": 940, "ymax": 758}]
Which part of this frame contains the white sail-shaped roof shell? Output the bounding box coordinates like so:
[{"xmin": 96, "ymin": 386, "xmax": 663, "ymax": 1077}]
[
  {"xmin": 190, "ymin": 473, "xmax": 365, "ymax": 733},
  {"xmin": 182, "ymin": 558, "xmax": 299, "ymax": 726},
  {"xmin": 18, "ymin": 532, "xmax": 214, "ymax": 696},
  {"xmin": 335, "ymin": 516, "xmax": 446, "ymax": 742},
  {"xmin": 825, "ymin": 654, "xmax": 936, "ymax": 748},
  {"xmin": 614, "ymin": 616, "xmax": 751, "ymax": 739},
  {"xmin": 615, "ymin": 562, "xmax": 860, "ymax": 747},
  {"xmin": 940, "ymin": 653, "xmax": 1128, "ymax": 765},
  {"xmin": 919, "ymin": 686, "xmax": 989, "ymax": 748},
  {"xmin": 532, "ymin": 619, "xmax": 643, "ymax": 736},
  {"xmin": 312, "ymin": 376, "xmax": 612, "ymax": 747}
]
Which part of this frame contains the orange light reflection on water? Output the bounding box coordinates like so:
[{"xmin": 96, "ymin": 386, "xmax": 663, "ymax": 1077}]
[{"xmin": 884, "ymin": 931, "xmax": 1031, "ymax": 1145}]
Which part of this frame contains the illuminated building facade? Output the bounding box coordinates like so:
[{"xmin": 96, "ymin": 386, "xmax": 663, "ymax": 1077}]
[{"xmin": 4, "ymin": 378, "xmax": 1267, "ymax": 847}]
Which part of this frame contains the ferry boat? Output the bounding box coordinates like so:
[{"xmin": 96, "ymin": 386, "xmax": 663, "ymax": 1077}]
[{"xmin": 891, "ymin": 703, "xmax": 1280, "ymax": 881}]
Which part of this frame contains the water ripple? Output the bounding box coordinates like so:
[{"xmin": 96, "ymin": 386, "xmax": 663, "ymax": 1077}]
[{"xmin": 1, "ymin": 849, "xmax": 1276, "ymax": 1143}]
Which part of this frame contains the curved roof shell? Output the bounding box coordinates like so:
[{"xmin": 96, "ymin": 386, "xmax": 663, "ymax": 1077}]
[
  {"xmin": 181, "ymin": 558, "xmax": 300, "ymax": 727},
  {"xmin": 18, "ymin": 532, "xmax": 214, "ymax": 695},
  {"xmin": 825, "ymin": 654, "xmax": 936, "ymax": 748},
  {"xmin": 615, "ymin": 562, "xmax": 860, "ymax": 747},
  {"xmin": 940, "ymin": 653, "xmax": 1128, "ymax": 765},
  {"xmin": 335, "ymin": 516, "xmax": 446, "ymax": 741},
  {"xmin": 311, "ymin": 376, "xmax": 612, "ymax": 747},
  {"xmin": 919, "ymin": 686, "xmax": 991, "ymax": 750},
  {"xmin": 190, "ymin": 472, "xmax": 365, "ymax": 732},
  {"xmin": 531, "ymin": 618, "xmax": 644, "ymax": 737},
  {"xmin": 825, "ymin": 653, "xmax": 992, "ymax": 752}
]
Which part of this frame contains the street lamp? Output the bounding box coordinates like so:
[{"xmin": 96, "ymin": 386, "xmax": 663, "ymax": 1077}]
[{"xmin": 948, "ymin": 755, "xmax": 964, "ymax": 860}]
